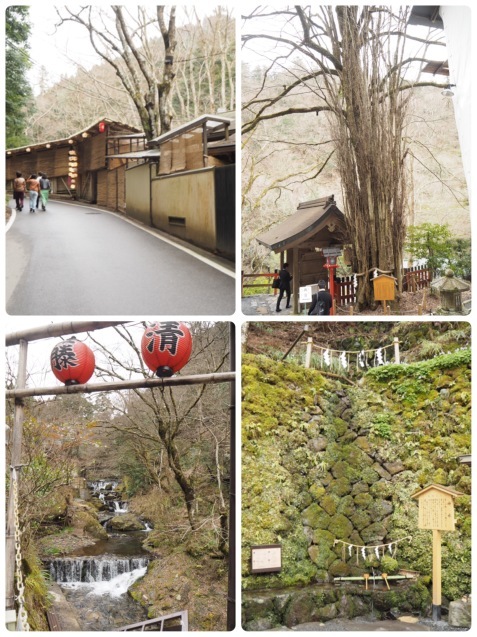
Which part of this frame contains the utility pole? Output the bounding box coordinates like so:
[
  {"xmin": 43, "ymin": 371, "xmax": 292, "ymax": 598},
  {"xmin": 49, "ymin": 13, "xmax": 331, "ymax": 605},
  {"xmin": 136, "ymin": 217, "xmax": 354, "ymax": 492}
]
[{"xmin": 6, "ymin": 339, "xmax": 28, "ymax": 625}]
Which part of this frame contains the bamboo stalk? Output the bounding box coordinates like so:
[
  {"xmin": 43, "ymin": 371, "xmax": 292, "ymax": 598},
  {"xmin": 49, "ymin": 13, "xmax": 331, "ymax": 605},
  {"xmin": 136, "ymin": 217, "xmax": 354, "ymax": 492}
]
[
  {"xmin": 334, "ymin": 575, "xmax": 413, "ymax": 581},
  {"xmin": 6, "ymin": 372, "xmax": 236, "ymax": 399},
  {"xmin": 6, "ymin": 321, "xmax": 128, "ymax": 346}
]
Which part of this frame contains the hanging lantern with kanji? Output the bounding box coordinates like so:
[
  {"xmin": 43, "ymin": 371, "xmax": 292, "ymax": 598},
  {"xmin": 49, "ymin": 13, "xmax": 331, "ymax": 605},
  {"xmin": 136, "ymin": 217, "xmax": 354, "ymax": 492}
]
[
  {"xmin": 141, "ymin": 321, "xmax": 192, "ymax": 377},
  {"xmin": 50, "ymin": 337, "xmax": 95, "ymax": 385}
]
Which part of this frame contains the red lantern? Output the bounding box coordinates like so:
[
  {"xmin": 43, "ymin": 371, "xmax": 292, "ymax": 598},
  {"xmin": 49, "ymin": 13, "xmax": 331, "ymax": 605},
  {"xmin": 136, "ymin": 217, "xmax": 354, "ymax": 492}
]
[
  {"xmin": 98, "ymin": 121, "xmax": 105, "ymax": 133},
  {"xmin": 141, "ymin": 322, "xmax": 192, "ymax": 377},
  {"xmin": 50, "ymin": 337, "xmax": 95, "ymax": 385}
]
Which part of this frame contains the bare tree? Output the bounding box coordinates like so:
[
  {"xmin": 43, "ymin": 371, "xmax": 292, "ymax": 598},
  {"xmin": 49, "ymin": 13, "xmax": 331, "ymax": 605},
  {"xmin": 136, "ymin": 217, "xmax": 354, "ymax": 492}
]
[
  {"xmin": 242, "ymin": 6, "xmax": 450, "ymax": 307},
  {"xmin": 89, "ymin": 323, "xmax": 230, "ymax": 537},
  {"xmin": 56, "ymin": 5, "xmax": 177, "ymax": 139}
]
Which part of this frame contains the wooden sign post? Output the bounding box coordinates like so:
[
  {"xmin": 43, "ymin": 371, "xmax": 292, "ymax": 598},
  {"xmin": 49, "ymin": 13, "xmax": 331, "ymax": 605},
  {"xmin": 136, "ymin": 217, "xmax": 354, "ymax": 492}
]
[
  {"xmin": 373, "ymin": 274, "xmax": 396, "ymax": 315},
  {"xmin": 412, "ymin": 484, "xmax": 462, "ymax": 621}
]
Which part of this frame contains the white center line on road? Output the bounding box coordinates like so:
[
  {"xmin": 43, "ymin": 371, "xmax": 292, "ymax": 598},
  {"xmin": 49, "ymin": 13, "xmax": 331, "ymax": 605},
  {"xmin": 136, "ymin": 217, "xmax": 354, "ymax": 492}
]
[{"xmin": 38, "ymin": 201, "xmax": 236, "ymax": 279}]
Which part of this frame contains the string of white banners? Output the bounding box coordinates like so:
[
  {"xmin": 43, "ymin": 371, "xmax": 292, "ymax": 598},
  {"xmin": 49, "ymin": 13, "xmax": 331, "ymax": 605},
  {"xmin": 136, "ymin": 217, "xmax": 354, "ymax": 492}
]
[
  {"xmin": 333, "ymin": 536, "xmax": 412, "ymax": 564},
  {"xmin": 312, "ymin": 343, "xmax": 394, "ymax": 370},
  {"xmin": 343, "ymin": 270, "xmax": 390, "ymax": 291}
]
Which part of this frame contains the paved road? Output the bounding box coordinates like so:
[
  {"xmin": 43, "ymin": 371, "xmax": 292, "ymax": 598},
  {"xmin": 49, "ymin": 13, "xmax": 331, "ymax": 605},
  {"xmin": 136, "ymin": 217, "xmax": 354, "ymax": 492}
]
[{"xmin": 6, "ymin": 201, "xmax": 235, "ymax": 316}]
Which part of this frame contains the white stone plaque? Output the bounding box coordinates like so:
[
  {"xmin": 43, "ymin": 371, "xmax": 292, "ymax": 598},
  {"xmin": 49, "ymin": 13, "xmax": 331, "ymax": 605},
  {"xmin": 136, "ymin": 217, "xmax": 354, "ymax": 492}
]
[{"xmin": 250, "ymin": 544, "xmax": 282, "ymax": 574}]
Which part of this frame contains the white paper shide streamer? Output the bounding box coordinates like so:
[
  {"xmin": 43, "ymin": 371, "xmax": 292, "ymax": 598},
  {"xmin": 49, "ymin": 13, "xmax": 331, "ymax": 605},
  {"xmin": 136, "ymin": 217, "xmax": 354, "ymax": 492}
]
[
  {"xmin": 340, "ymin": 351, "xmax": 347, "ymax": 369},
  {"xmin": 375, "ymin": 347, "xmax": 384, "ymax": 366}
]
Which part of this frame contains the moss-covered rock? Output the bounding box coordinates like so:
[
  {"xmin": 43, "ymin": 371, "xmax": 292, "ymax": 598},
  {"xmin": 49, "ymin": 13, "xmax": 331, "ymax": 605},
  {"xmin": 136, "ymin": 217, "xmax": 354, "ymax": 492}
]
[
  {"xmin": 302, "ymin": 503, "xmax": 331, "ymax": 529},
  {"xmin": 109, "ymin": 513, "xmax": 144, "ymax": 532},
  {"xmin": 328, "ymin": 477, "xmax": 352, "ymax": 497},
  {"xmin": 71, "ymin": 509, "xmax": 108, "ymax": 539},
  {"xmin": 328, "ymin": 514, "xmax": 353, "ymax": 539}
]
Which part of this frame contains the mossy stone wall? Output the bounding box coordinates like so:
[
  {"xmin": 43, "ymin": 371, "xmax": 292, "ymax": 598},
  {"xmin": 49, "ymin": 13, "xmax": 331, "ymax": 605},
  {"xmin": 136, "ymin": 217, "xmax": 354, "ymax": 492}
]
[{"xmin": 242, "ymin": 351, "xmax": 471, "ymax": 603}]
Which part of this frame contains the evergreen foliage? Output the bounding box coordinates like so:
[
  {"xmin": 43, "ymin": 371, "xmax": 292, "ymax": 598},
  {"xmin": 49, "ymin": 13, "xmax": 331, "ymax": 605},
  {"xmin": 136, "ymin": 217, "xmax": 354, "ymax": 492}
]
[
  {"xmin": 406, "ymin": 223, "xmax": 471, "ymax": 279},
  {"xmin": 6, "ymin": 6, "xmax": 34, "ymax": 147}
]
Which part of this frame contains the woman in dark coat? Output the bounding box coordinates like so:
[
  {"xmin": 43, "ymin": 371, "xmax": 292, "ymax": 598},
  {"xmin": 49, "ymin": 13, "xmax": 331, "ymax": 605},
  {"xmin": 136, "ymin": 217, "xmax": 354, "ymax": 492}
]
[{"xmin": 276, "ymin": 263, "xmax": 292, "ymax": 312}]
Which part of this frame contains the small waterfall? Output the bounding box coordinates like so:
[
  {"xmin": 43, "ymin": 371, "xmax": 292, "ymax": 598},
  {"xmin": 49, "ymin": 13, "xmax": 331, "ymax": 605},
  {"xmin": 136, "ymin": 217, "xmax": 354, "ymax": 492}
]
[
  {"xmin": 50, "ymin": 557, "xmax": 148, "ymax": 583},
  {"xmin": 113, "ymin": 501, "xmax": 128, "ymax": 513},
  {"xmin": 142, "ymin": 522, "xmax": 152, "ymax": 532},
  {"xmin": 89, "ymin": 480, "xmax": 119, "ymax": 494}
]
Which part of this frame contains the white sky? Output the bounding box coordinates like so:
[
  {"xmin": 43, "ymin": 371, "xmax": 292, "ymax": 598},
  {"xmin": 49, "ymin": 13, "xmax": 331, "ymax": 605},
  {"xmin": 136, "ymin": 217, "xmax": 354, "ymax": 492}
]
[{"xmin": 27, "ymin": 4, "xmax": 100, "ymax": 91}]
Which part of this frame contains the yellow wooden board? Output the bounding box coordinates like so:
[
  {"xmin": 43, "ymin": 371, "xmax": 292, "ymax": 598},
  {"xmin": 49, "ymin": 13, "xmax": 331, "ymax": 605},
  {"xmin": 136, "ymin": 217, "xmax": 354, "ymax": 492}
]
[
  {"xmin": 417, "ymin": 491, "xmax": 455, "ymax": 531},
  {"xmin": 373, "ymin": 275, "xmax": 396, "ymax": 301}
]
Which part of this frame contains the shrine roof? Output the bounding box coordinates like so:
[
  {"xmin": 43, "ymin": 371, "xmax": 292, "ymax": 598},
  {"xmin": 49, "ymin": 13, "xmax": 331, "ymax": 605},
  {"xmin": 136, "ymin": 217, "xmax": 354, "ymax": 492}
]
[{"xmin": 256, "ymin": 195, "xmax": 346, "ymax": 252}]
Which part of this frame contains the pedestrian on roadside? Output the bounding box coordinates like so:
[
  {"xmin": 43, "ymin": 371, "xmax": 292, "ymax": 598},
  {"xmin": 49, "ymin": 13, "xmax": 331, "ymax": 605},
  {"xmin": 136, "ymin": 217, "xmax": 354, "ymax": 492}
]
[
  {"xmin": 36, "ymin": 172, "xmax": 44, "ymax": 209},
  {"xmin": 308, "ymin": 280, "xmax": 333, "ymax": 316},
  {"xmin": 276, "ymin": 262, "xmax": 293, "ymax": 312},
  {"xmin": 13, "ymin": 171, "xmax": 26, "ymax": 211},
  {"xmin": 39, "ymin": 173, "xmax": 52, "ymax": 211},
  {"xmin": 26, "ymin": 174, "xmax": 41, "ymax": 213}
]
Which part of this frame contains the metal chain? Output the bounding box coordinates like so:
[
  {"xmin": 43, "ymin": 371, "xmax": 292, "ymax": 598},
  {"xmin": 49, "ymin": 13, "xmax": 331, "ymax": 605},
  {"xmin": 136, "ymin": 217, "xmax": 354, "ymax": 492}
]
[{"xmin": 12, "ymin": 470, "xmax": 30, "ymax": 631}]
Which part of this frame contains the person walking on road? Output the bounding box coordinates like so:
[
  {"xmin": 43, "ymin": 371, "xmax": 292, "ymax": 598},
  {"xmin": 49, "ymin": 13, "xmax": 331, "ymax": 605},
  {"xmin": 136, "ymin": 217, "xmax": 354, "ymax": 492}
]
[
  {"xmin": 36, "ymin": 172, "xmax": 44, "ymax": 209},
  {"xmin": 39, "ymin": 173, "xmax": 52, "ymax": 211},
  {"xmin": 26, "ymin": 174, "xmax": 41, "ymax": 213},
  {"xmin": 276, "ymin": 262, "xmax": 293, "ymax": 312},
  {"xmin": 13, "ymin": 171, "xmax": 26, "ymax": 211},
  {"xmin": 308, "ymin": 280, "xmax": 333, "ymax": 316}
]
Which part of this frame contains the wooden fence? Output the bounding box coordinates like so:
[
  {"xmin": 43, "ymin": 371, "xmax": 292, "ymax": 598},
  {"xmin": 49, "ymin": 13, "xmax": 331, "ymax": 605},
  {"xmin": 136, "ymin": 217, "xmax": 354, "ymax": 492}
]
[
  {"xmin": 242, "ymin": 265, "xmax": 432, "ymax": 305},
  {"xmin": 402, "ymin": 265, "xmax": 432, "ymax": 292}
]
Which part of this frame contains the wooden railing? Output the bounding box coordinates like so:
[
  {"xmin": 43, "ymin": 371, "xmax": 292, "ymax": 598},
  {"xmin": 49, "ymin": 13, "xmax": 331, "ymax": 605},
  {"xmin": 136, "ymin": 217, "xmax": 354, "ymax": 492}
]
[
  {"xmin": 119, "ymin": 611, "xmax": 188, "ymax": 631},
  {"xmin": 241, "ymin": 271, "xmax": 279, "ymax": 296}
]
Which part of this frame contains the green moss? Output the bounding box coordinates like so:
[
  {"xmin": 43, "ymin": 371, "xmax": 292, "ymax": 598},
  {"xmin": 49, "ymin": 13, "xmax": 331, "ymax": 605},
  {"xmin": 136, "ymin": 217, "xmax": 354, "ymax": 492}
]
[
  {"xmin": 328, "ymin": 514, "xmax": 353, "ymax": 539},
  {"xmin": 353, "ymin": 493, "xmax": 373, "ymax": 508},
  {"xmin": 23, "ymin": 544, "xmax": 50, "ymax": 631},
  {"xmin": 328, "ymin": 477, "xmax": 352, "ymax": 497},
  {"xmin": 350, "ymin": 510, "xmax": 372, "ymax": 531},
  {"xmin": 309, "ymin": 483, "xmax": 326, "ymax": 500},
  {"xmin": 302, "ymin": 503, "xmax": 331, "ymax": 530},
  {"xmin": 380, "ymin": 555, "xmax": 399, "ymax": 574},
  {"xmin": 319, "ymin": 494, "xmax": 338, "ymax": 516}
]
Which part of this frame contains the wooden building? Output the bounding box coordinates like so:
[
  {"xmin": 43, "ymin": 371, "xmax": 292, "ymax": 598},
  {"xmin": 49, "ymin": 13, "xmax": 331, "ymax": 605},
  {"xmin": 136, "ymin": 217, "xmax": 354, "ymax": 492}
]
[
  {"xmin": 256, "ymin": 195, "xmax": 347, "ymax": 313},
  {"xmin": 6, "ymin": 119, "xmax": 143, "ymax": 211},
  {"xmin": 115, "ymin": 114, "xmax": 235, "ymax": 261}
]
